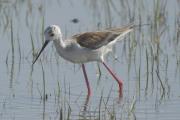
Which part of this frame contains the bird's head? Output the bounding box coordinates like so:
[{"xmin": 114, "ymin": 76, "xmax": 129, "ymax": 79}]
[
  {"xmin": 44, "ymin": 25, "xmax": 61, "ymax": 41},
  {"xmin": 32, "ymin": 25, "xmax": 61, "ymax": 65}
]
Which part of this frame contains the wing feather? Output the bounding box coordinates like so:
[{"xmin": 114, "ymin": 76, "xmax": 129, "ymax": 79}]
[
  {"xmin": 73, "ymin": 32, "xmax": 118, "ymax": 49},
  {"xmin": 72, "ymin": 23, "xmax": 134, "ymax": 49}
]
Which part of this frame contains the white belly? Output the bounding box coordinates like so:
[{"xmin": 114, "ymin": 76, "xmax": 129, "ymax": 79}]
[
  {"xmin": 57, "ymin": 46, "xmax": 102, "ymax": 63},
  {"xmin": 53, "ymin": 40, "xmax": 112, "ymax": 64}
]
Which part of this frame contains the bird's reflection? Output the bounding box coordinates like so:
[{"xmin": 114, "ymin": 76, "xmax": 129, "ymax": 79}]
[
  {"xmin": 79, "ymin": 93, "xmax": 123, "ymax": 119},
  {"xmin": 83, "ymin": 95, "xmax": 90, "ymax": 112},
  {"xmin": 79, "ymin": 95, "xmax": 91, "ymax": 119}
]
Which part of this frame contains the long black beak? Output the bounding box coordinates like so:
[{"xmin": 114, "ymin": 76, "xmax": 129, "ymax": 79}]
[{"xmin": 33, "ymin": 40, "xmax": 50, "ymax": 65}]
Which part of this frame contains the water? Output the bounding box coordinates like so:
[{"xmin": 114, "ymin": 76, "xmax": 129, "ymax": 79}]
[{"xmin": 0, "ymin": 0, "xmax": 180, "ymax": 120}]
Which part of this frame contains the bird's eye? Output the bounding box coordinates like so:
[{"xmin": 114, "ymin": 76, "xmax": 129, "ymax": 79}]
[{"xmin": 50, "ymin": 33, "xmax": 54, "ymax": 37}]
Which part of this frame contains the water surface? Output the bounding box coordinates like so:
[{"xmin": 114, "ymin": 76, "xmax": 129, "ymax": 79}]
[{"xmin": 0, "ymin": 0, "xmax": 180, "ymax": 120}]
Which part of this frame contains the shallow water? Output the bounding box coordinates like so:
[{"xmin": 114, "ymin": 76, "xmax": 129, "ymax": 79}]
[{"xmin": 0, "ymin": 0, "xmax": 180, "ymax": 120}]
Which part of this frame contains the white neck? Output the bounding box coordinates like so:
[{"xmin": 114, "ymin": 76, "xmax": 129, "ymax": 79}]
[{"xmin": 53, "ymin": 35, "xmax": 66, "ymax": 55}]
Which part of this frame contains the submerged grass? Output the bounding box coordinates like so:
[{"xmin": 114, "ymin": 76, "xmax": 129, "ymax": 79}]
[
  {"xmin": 145, "ymin": 48, "xmax": 149, "ymax": 95},
  {"xmin": 96, "ymin": 63, "xmax": 102, "ymax": 88},
  {"xmin": 156, "ymin": 70, "xmax": 165, "ymax": 100},
  {"xmin": 128, "ymin": 96, "xmax": 136, "ymax": 120},
  {"xmin": 10, "ymin": 19, "xmax": 14, "ymax": 88},
  {"xmin": 30, "ymin": 32, "xmax": 35, "ymax": 58},
  {"xmin": 1, "ymin": 0, "xmax": 180, "ymax": 119}
]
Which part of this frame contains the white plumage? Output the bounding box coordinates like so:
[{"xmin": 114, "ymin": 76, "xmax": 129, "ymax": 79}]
[{"xmin": 33, "ymin": 23, "xmax": 134, "ymax": 97}]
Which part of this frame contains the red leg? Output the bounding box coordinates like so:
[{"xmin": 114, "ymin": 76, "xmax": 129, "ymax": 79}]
[
  {"xmin": 82, "ymin": 64, "xmax": 91, "ymax": 96},
  {"xmin": 102, "ymin": 62, "xmax": 123, "ymax": 97}
]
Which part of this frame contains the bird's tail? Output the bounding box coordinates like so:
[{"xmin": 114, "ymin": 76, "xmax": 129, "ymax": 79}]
[
  {"xmin": 107, "ymin": 22, "xmax": 150, "ymax": 34},
  {"xmin": 108, "ymin": 23, "xmax": 134, "ymax": 33},
  {"xmin": 111, "ymin": 22, "xmax": 150, "ymax": 43}
]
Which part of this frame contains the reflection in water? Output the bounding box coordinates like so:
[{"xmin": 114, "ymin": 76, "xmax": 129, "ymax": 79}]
[
  {"xmin": 83, "ymin": 95, "xmax": 90, "ymax": 111},
  {"xmin": 9, "ymin": 19, "xmax": 15, "ymax": 89},
  {"xmin": 80, "ymin": 95, "xmax": 90, "ymax": 119},
  {"xmin": 79, "ymin": 91, "xmax": 125, "ymax": 119},
  {"xmin": 79, "ymin": 95, "xmax": 103, "ymax": 120},
  {"xmin": 0, "ymin": 0, "xmax": 180, "ymax": 120},
  {"xmin": 42, "ymin": 95, "xmax": 46, "ymax": 120},
  {"xmin": 41, "ymin": 62, "xmax": 46, "ymax": 120}
]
